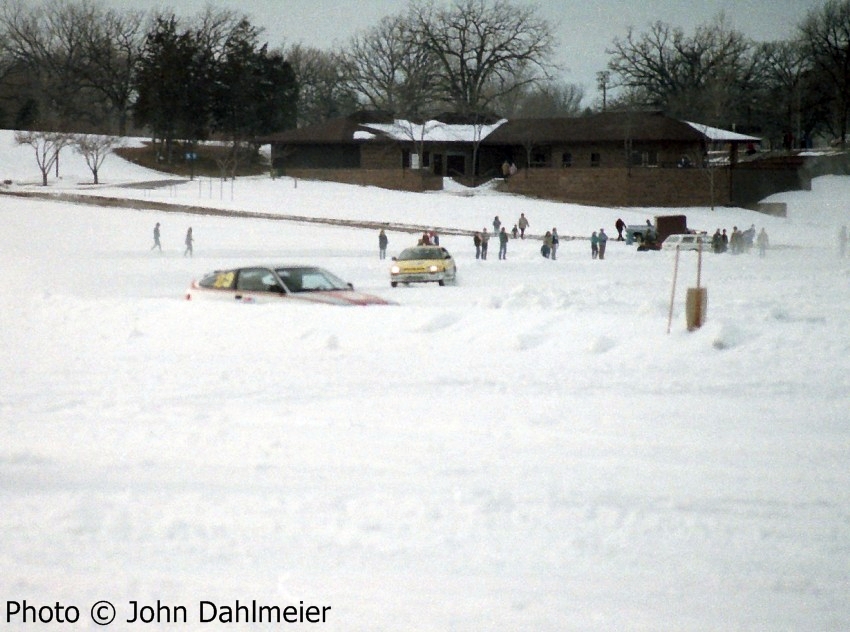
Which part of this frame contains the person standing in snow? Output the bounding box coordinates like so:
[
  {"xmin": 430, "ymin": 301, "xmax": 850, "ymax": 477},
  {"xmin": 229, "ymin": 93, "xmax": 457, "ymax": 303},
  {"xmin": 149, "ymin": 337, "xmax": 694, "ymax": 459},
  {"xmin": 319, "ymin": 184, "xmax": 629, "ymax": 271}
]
[
  {"xmin": 517, "ymin": 213, "xmax": 529, "ymax": 239},
  {"xmin": 480, "ymin": 228, "xmax": 490, "ymax": 260},
  {"xmin": 498, "ymin": 227, "xmax": 509, "ymax": 259},
  {"xmin": 756, "ymin": 227, "xmax": 769, "ymax": 257},
  {"xmin": 493, "ymin": 216, "xmax": 501, "ymax": 234},
  {"xmin": 184, "ymin": 227, "xmax": 193, "ymax": 257},
  {"xmin": 712, "ymin": 229, "xmax": 723, "ymax": 254},
  {"xmin": 591, "ymin": 231, "xmax": 599, "ymax": 259},
  {"xmin": 598, "ymin": 228, "xmax": 608, "ymax": 259},
  {"xmin": 473, "ymin": 231, "xmax": 482, "ymax": 259},
  {"xmin": 542, "ymin": 231, "xmax": 553, "ymax": 258},
  {"xmin": 551, "ymin": 228, "xmax": 560, "ymax": 260},
  {"xmin": 151, "ymin": 222, "xmax": 162, "ymax": 252},
  {"xmin": 615, "ymin": 218, "xmax": 626, "ymax": 241},
  {"xmin": 511, "ymin": 224, "xmax": 519, "ymax": 239},
  {"xmin": 378, "ymin": 229, "xmax": 388, "ymax": 259}
]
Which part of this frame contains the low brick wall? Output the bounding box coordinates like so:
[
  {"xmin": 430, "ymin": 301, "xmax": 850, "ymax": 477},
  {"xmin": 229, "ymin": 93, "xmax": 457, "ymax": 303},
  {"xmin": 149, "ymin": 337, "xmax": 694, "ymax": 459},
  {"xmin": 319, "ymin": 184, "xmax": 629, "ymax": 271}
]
[
  {"xmin": 283, "ymin": 168, "xmax": 443, "ymax": 193},
  {"xmin": 498, "ymin": 167, "xmax": 732, "ymax": 207}
]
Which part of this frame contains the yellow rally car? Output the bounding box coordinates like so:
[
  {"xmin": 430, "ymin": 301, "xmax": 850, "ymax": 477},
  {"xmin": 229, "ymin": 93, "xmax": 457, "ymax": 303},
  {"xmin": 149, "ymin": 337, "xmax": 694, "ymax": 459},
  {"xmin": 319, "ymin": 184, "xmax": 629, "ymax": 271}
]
[{"xmin": 390, "ymin": 246, "xmax": 457, "ymax": 287}]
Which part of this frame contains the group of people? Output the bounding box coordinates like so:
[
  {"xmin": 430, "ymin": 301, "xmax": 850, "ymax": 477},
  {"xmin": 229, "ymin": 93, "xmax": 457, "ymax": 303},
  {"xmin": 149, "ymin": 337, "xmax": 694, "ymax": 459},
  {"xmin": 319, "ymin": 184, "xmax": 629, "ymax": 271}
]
[
  {"xmin": 710, "ymin": 224, "xmax": 769, "ymax": 256},
  {"xmin": 469, "ymin": 213, "xmax": 535, "ymax": 259},
  {"xmin": 151, "ymin": 222, "xmax": 194, "ymax": 257},
  {"xmin": 375, "ymin": 214, "xmax": 783, "ymax": 263}
]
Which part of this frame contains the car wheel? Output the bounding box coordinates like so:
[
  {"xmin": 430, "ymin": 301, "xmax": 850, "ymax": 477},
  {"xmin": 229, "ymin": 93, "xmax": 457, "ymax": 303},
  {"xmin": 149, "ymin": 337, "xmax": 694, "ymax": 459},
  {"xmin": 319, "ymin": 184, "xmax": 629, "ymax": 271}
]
[
  {"xmin": 438, "ymin": 280, "xmax": 445, "ymax": 286},
  {"xmin": 391, "ymin": 281, "xmax": 397, "ymax": 287}
]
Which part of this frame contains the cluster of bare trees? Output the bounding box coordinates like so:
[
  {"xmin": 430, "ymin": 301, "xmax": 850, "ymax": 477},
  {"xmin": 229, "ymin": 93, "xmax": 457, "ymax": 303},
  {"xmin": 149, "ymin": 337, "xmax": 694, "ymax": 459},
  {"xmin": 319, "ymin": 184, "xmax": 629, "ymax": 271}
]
[
  {"xmin": 0, "ymin": 0, "xmax": 576, "ymax": 137},
  {"xmin": 293, "ymin": 0, "xmax": 579, "ymax": 127},
  {"xmin": 605, "ymin": 2, "xmax": 850, "ymax": 148},
  {"xmin": 5, "ymin": 0, "xmax": 850, "ymax": 156}
]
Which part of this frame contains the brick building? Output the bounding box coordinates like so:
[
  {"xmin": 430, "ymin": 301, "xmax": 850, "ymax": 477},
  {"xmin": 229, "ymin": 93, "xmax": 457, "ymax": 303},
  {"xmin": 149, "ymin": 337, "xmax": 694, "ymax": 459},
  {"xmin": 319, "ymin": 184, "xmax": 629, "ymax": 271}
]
[{"xmin": 260, "ymin": 110, "xmax": 787, "ymax": 207}]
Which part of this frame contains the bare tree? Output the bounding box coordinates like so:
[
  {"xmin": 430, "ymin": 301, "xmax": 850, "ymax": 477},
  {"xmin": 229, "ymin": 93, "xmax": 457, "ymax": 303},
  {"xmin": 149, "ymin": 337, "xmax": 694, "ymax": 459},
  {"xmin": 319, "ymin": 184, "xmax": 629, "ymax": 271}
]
[
  {"xmin": 606, "ymin": 14, "xmax": 755, "ymax": 124},
  {"xmin": 512, "ymin": 81, "xmax": 584, "ymax": 118},
  {"xmin": 0, "ymin": 0, "xmax": 96, "ymax": 128},
  {"xmin": 409, "ymin": 0, "xmax": 555, "ymax": 115},
  {"xmin": 341, "ymin": 14, "xmax": 440, "ymax": 118},
  {"xmin": 71, "ymin": 133, "xmax": 121, "ymax": 183},
  {"xmin": 77, "ymin": 7, "xmax": 146, "ymax": 135},
  {"xmin": 15, "ymin": 129, "xmax": 71, "ymax": 185},
  {"xmin": 799, "ymin": 0, "xmax": 850, "ymax": 147},
  {"xmin": 285, "ymin": 44, "xmax": 360, "ymax": 126}
]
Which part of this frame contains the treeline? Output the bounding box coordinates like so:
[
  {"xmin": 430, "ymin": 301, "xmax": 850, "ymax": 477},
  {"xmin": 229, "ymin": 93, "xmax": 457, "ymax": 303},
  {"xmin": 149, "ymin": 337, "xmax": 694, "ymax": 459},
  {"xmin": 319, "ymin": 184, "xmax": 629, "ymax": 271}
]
[
  {"xmin": 605, "ymin": 2, "xmax": 850, "ymax": 148},
  {"xmin": 2, "ymin": 0, "xmax": 850, "ymax": 153}
]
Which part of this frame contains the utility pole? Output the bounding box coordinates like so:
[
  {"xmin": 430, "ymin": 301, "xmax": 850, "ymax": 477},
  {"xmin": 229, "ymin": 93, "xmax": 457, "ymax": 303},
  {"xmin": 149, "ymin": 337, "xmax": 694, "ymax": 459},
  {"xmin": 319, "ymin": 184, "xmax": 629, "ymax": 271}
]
[{"xmin": 596, "ymin": 71, "xmax": 611, "ymax": 111}]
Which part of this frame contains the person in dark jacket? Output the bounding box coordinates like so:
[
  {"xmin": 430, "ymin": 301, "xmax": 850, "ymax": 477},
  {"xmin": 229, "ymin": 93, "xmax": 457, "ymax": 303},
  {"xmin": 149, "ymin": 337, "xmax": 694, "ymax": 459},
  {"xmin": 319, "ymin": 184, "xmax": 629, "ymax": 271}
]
[
  {"xmin": 498, "ymin": 227, "xmax": 509, "ymax": 259},
  {"xmin": 711, "ymin": 229, "xmax": 723, "ymax": 254},
  {"xmin": 615, "ymin": 218, "xmax": 626, "ymax": 241},
  {"xmin": 473, "ymin": 232, "xmax": 482, "ymax": 259},
  {"xmin": 378, "ymin": 229, "xmax": 388, "ymax": 259}
]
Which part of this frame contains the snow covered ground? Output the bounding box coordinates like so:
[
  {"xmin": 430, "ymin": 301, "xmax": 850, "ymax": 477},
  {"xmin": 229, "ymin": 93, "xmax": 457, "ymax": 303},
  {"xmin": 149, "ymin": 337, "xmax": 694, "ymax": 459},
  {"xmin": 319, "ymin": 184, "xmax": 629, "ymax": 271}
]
[{"xmin": 1, "ymin": 133, "xmax": 849, "ymax": 630}]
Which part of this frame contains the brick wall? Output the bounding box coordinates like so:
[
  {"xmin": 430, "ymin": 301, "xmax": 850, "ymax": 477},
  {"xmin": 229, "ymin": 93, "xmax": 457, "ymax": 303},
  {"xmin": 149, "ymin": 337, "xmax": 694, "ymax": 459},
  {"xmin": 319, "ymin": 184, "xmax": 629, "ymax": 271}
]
[
  {"xmin": 498, "ymin": 167, "xmax": 732, "ymax": 207},
  {"xmin": 285, "ymin": 168, "xmax": 443, "ymax": 192}
]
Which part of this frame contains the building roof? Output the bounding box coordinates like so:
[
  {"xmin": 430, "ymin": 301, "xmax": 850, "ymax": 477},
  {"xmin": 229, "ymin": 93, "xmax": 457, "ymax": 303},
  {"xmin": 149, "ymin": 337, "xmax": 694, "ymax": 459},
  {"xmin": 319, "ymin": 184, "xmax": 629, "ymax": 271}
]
[
  {"xmin": 684, "ymin": 121, "xmax": 760, "ymax": 143},
  {"xmin": 482, "ymin": 111, "xmax": 759, "ymax": 145},
  {"xmin": 356, "ymin": 118, "xmax": 508, "ymax": 143},
  {"xmin": 260, "ymin": 110, "xmax": 760, "ymax": 146},
  {"xmin": 259, "ymin": 111, "xmax": 395, "ymax": 144}
]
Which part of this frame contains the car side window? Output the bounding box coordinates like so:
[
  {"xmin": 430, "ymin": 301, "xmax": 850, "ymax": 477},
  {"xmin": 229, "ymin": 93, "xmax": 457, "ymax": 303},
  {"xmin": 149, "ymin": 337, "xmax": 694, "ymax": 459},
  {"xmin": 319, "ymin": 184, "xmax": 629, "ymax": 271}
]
[
  {"xmin": 300, "ymin": 272, "xmax": 333, "ymax": 290},
  {"xmin": 236, "ymin": 268, "xmax": 280, "ymax": 292},
  {"xmin": 199, "ymin": 270, "xmax": 235, "ymax": 289}
]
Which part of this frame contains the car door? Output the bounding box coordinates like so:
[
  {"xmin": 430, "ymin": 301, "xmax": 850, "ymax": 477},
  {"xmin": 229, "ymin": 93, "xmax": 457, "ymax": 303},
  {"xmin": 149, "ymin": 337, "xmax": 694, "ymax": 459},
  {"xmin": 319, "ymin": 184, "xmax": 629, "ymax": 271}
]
[{"xmin": 234, "ymin": 267, "xmax": 283, "ymax": 302}]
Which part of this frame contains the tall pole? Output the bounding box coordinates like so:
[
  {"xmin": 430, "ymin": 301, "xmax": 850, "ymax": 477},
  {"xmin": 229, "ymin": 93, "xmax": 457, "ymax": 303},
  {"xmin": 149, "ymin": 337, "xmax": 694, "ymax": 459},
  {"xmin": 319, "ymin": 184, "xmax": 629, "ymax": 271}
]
[{"xmin": 667, "ymin": 245, "xmax": 680, "ymax": 334}]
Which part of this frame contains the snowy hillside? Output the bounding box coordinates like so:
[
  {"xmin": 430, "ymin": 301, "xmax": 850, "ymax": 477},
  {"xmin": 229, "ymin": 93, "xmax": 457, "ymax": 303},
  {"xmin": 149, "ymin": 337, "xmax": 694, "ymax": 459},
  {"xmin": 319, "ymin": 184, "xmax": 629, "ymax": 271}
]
[{"xmin": 1, "ymin": 131, "xmax": 849, "ymax": 630}]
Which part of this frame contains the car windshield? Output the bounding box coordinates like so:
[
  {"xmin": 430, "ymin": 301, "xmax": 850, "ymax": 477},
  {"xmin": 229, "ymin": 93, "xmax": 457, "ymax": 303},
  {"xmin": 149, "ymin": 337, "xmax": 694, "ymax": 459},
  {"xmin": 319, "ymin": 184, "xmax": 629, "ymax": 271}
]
[
  {"xmin": 397, "ymin": 247, "xmax": 446, "ymax": 261},
  {"xmin": 275, "ymin": 266, "xmax": 350, "ymax": 292}
]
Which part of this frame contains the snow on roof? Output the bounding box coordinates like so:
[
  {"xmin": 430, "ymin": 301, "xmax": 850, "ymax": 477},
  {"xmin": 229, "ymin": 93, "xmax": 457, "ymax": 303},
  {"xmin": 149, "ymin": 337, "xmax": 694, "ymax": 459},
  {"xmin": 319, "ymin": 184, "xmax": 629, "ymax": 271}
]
[
  {"xmin": 358, "ymin": 118, "xmax": 508, "ymax": 143},
  {"xmin": 685, "ymin": 121, "xmax": 761, "ymax": 143}
]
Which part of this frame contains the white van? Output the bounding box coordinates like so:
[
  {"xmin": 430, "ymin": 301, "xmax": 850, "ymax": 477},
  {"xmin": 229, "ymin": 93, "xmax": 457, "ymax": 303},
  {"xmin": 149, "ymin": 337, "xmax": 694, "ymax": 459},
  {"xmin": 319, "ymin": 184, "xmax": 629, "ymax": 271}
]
[{"xmin": 661, "ymin": 233, "xmax": 712, "ymax": 251}]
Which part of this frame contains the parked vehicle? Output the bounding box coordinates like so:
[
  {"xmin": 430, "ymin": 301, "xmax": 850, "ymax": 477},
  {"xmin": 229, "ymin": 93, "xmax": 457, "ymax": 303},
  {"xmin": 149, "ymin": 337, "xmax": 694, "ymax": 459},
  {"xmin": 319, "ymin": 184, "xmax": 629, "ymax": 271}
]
[
  {"xmin": 628, "ymin": 214, "xmax": 691, "ymax": 251},
  {"xmin": 186, "ymin": 265, "xmax": 393, "ymax": 305},
  {"xmin": 661, "ymin": 233, "xmax": 712, "ymax": 251},
  {"xmin": 390, "ymin": 246, "xmax": 457, "ymax": 287}
]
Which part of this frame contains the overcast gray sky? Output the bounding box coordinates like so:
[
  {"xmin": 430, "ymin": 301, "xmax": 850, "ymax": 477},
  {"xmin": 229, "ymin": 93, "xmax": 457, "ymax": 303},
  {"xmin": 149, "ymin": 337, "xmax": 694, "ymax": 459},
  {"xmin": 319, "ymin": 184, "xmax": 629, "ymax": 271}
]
[{"xmin": 98, "ymin": 0, "xmax": 826, "ymax": 104}]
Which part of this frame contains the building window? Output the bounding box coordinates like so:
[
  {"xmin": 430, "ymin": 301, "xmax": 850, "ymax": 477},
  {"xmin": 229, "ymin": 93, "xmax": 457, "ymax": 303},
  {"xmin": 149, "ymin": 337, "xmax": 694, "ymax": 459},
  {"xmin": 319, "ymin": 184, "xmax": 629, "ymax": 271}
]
[
  {"xmin": 562, "ymin": 152, "xmax": 572, "ymax": 167},
  {"xmin": 531, "ymin": 150, "xmax": 547, "ymax": 167},
  {"xmin": 591, "ymin": 152, "xmax": 601, "ymax": 167}
]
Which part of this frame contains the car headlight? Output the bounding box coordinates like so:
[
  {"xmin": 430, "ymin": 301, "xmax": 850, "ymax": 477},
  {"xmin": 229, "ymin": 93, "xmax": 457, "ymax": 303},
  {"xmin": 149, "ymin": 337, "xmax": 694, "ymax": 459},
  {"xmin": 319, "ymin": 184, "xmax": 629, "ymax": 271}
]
[
  {"xmin": 391, "ymin": 265, "xmax": 400, "ymax": 274},
  {"xmin": 429, "ymin": 265, "xmax": 439, "ymax": 273}
]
